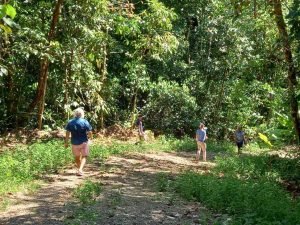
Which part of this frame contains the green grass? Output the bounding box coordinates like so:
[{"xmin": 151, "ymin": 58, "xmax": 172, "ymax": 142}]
[
  {"xmin": 0, "ymin": 141, "xmax": 73, "ymax": 195},
  {"xmin": 153, "ymin": 140, "xmax": 300, "ymax": 225},
  {"xmin": 64, "ymin": 207, "xmax": 99, "ymax": 225},
  {"xmin": 173, "ymin": 172, "xmax": 300, "ymax": 225},
  {"xmin": 156, "ymin": 135, "xmax": 237, "ymax": 153},
  {"xmin": 213, "ymin": 154, "xmax": 300, "ymax": 183},
  {"xmin": 64, "ymin": 180, "xmax": 102, "ymax": 225},
  {"xmin": 73, "ymin": 180, "xmax": 102, "ymax": 205}
]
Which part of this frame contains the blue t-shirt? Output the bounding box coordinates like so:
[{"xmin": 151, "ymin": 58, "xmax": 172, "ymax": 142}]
[
  {"xmin": 196, "ymin": 129, "xmax": 207, "ymax": 142},
  {"xmin": 65, "ymin": 118, "xmax": 92, "ymax": 145},
  {"xmin": 235, "ymin": 130, "xmax": 245, "ymax": 142}
]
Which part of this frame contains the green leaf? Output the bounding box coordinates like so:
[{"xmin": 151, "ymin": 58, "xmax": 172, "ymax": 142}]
[
  {"xmin": 0, "ymin": 5, "xmax": 5, "ymax": 19},
  {"xmin": 4, "ymin": 4, "xmax": 16, "ymax": 19},
  {"xmin": 88, "ymin": 53, "xmax": 95, "ymax": 61}
]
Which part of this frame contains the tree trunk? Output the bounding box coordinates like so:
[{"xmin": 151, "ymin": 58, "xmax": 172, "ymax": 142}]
[
  {"xmin": 5, "ymin": 70, "xmax": 17, "ymax": 127},
  {"xmin": 63, "ymin": 49, "xmax": 73, "ymax": 120},
  {"xmin": 130, "ymin": 88, "xmax": 138, "ymax": 128},
  {"xmin": 99, "ymin": 110, "xmax": 104, "ymax": 130},
  {"xmin": 253, "ymin": 0, "xmax": 257, "ymax": 18},
  {"xmin": 269, "ymin": 0, "xmax": 300, "ymax": 142},
  {"xmin": 36, "ymin": 59, "xmax": 49, "ymax": 129},
  {"xmin": 97, "ymin": 42, "xmax": 108, "ymax": 129},
  {"xmin": 28, "ymin": 0, "xmax": 64, "ymax": 129}
]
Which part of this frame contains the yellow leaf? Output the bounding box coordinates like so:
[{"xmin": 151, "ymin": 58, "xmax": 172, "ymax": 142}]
[{"xmin": 258, "ymin": 132, "xmax": 273, "ymax": 147}]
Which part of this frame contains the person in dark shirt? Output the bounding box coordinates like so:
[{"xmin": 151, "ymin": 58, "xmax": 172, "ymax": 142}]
[
  {"xmin": 65, "ymin": 108, "xmax": 92, "ymax": 176},
  {"xmin": 235, "ymin": 125, "xmax": 246, "ymax": 154}
]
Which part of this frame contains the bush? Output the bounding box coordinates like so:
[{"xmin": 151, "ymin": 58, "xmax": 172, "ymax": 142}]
[{"xmin": 142, "ymin": 80, "xmax": 198, "ymax": 136}]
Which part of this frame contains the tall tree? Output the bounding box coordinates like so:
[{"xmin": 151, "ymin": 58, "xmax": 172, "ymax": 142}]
[
  {"xmin": 269, "ymin": 0, "xmax": 300, "ymax": 142},
  {"xmin": 28, "ymin": 0, "xmax": 64, "ymax": 129}
]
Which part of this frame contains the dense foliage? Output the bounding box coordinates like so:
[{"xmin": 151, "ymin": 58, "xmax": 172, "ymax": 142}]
[{"xmin": 0, "ymin": 0, "xmax": 299, "ymax": 144}]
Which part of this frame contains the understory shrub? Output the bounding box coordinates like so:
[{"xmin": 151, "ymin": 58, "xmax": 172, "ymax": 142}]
[{"xmin": 0, "ymin": 141, "xmax": 72, "ymax": 194}]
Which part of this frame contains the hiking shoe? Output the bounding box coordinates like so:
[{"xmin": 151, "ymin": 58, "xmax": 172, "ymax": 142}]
[{"xmin": 77, "ymin": 171, "xmax": 84, "ymax": 176}]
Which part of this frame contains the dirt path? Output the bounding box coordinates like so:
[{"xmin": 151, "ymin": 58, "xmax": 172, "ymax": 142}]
[{"xmin": 0, "ymin": 151, "xmax": 218, "ymax": 225}]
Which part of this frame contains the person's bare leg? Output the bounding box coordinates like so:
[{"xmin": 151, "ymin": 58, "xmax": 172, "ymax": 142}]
[
  {"xmin": 202, "ymin": 142, "xmax": 207, "ymax": 161},
  {"xmin": 196, "ymin": 150, "xmax": 201, "ymax": 160},
  {"xmin": 78, "ymin": 156, "xmax": 87, "ymax": 173},
  {"xmin": 196, "ymin": 142, "xmax": 201, "ymax": 160},
  {"xmin": 75, "ymin": 156, "xmax": 81, "ymax": 169},
  {"xmin": 198, "ymin": 142, "xmax": 206, "ymax": 161}
]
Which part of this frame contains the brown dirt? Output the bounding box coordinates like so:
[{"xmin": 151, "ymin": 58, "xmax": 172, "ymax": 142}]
[
  {"xmin": 0, "ymin": 125, "xmax": 146, "ymax": 151},
  {"xmin": 0, "ymin": 151, "xmax": 220, "ymax": 225},
  {"xmin": 0, "ymin": 129, "xmax": 65, "ymax": 151},
  {"xmin": 95, "ymin": 124, "xmax": 155, "ymax": 142}
]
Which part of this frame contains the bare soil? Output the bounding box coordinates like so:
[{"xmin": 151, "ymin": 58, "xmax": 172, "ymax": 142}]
[{"xmin": 0, "ymin": 151, "xmax": 220, "ymax": 225}]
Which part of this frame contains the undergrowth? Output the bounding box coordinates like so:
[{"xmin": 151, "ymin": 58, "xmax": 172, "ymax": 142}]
[
  {"xmin": 213, "ymin": 154, "xmax": 300, "ymax": 183},
  {"xmin": 173, "ymin": 172, "xmax": 300, "ymax": 225},
  {"xmin": 155, "ymin": 140, "xmax": 300, "ymax": 225}
]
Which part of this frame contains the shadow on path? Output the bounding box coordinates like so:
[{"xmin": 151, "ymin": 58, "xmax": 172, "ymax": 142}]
[{"xmin": 0, "ymin": 151, "xmax": 218, "ymax": 225}]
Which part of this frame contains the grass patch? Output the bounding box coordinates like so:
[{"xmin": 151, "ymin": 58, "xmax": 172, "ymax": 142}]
[
  {"xmin": 73, "ymin": 180, "xmax": 102, "ymax": 205},
  {"xmin": 213, "ymin": 154, "xmax": 300, "ymax": 183},
  {"xmin": 174, "ymin": 172, "xmax": 300, "ymax": 225},
  {"xmin": 154, "ymin": 139, "xmax": 300, "ymax": 225},
  {"xmin": 64, "ymin": 206, "xmax": 99, "ymax": 225},
  {"xmin": 156, "ymin": 172, "xmax": 173, "ymax": 192},
  {"xmin": 0, "ymin": 141, "xmax": 72, "ymax": 195},
  {"xmin": 64, "ymin": 180, "xmax": 102, "ymax": 225}
]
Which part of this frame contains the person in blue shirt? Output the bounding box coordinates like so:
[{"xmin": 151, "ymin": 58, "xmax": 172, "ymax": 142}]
[
  {"xmin": 65, "ymin": 108, "xmax": 92, "ymax": 176},
  {"xmin": 195, "ymin": 123, "xmax": 208, "ymax": 161}
]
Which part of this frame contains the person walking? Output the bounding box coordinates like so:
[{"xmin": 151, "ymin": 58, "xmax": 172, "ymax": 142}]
[
  {"xmin": 235, "ymin": 125, "xmax": 246, "ymax": 154},
  {"xmin": 195, "ymin": 123, "xmax": 208, "ymax": 161},
  {"xmin": 136, "ymin": 115, "xmax": 145, "ymax": 142},
  {"xmin": 65, "ymin": 108, "xmax": 92, "ymax": 176}
]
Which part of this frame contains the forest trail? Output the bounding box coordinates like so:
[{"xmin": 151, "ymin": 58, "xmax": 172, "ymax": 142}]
[{"xmin": 0, "ymin": 151, "xmax": 218, "ymax": 225}]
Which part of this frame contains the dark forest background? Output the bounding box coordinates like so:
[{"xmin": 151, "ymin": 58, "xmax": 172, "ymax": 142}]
[{"xmin": 1, "ymin": 0, "xmax": 299, "ymax": 145}]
